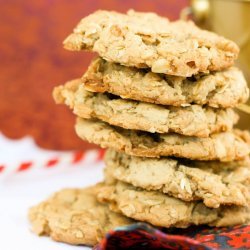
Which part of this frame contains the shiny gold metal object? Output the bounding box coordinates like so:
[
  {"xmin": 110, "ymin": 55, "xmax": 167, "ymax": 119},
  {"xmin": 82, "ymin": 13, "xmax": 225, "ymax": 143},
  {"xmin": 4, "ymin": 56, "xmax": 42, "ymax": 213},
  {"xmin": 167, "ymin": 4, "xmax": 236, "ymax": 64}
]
[
  {"xmin": 184, "ymin": 0, "xmax": 250, "ymax": 129},
  {"xmin": 191, "ymin": 0, "xmax": 210, "ymax": 22},
  {"xmin": 237, "ymin": 104, "xmax": 250, "ymax": 114}
]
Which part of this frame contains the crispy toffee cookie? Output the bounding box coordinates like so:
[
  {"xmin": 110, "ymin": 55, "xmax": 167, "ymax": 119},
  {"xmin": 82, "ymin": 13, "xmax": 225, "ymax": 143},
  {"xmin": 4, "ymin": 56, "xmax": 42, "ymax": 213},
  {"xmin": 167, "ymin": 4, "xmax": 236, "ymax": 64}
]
[
  {"xmin": 97, "ymin": 181, "xmax": 250, "ymax": 228},
  {"xmin": 104, "ymin": 150, "xmax": 250, "ymax": 208},
  {"xmin": 83, "ymin": 58, "xmax": 249, "ymax": 108},
  {"xmin": 63, "ymin": 10, "xmax": 239, "ymax": 77},
  {"xmin": 53, "ymin": 79, "xmax": 238, "ymax": 137},
  {"xmin": 28, "ymin": 184, "xmax": 133, "ymax": 246},
  {"xmin": 75, "ymin": 118, "xmax": 250, "ymax": 161}
]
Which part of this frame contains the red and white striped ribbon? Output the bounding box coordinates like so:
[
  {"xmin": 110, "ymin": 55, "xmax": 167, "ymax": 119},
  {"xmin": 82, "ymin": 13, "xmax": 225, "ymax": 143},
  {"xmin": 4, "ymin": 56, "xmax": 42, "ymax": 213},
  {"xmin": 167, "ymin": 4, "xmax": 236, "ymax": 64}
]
[
  {"xmin": 0, "ymin": 133, "xmax": 105, "ymax": 178},
  {"xmin": 0, "ymin": 149, "xmax": 105, "ymax": 175}
]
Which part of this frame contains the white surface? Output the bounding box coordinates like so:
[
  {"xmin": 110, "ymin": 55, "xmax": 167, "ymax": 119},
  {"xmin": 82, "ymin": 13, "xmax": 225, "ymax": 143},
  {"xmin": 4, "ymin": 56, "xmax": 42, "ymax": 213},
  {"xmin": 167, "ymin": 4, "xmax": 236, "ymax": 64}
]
[
  {"xmin": 0, "ymin": 133, "xmax": 95, "ymax": 178},
  {"xmin": 0, "ymin": 134, "xmax": 104, "ymax": 250}
]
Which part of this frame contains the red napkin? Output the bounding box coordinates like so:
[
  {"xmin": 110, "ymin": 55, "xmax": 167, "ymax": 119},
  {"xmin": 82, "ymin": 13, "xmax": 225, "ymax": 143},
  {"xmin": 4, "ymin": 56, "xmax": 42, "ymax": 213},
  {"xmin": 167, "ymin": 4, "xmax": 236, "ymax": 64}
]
[{"xmin": 95, "ymin": 223, "xmax": 250, "ymax": 250}]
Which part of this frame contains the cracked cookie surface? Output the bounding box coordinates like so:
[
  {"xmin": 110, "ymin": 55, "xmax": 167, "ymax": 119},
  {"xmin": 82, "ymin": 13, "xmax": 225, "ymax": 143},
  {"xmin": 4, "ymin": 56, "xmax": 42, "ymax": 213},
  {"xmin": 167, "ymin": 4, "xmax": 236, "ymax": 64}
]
[
  {"xmin": 83, "ymin": 58, "xmax": 249, "ymax": 108},
  {"xmin": 28, "ymin": 184, "xmax": 133, "ymax": 246},
  {"xmin": 104, "ymin": 150, "xmax": 250, "ymax": 208},
  {"xmin": 75, "ymin": 118, "xmax": 250, "ymax": 161},
  {"xmin": 53, "ymin": 79, "xmax": 238, "ymax": 137},
  {"xmin": 97, "ymin": 181, "xmax": 250, "ymax": 228},
  {"xmin": 64, "ymin": 10, "xmax": 239, "ymax": 77}
]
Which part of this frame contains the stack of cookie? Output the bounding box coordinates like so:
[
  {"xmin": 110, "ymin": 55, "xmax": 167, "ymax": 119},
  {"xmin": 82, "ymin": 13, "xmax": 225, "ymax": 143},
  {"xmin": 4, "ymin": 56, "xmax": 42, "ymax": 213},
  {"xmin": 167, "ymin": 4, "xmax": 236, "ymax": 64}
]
[{"xmin": 29, "ymin": 10, "xmax": 250, "ymax": 246}]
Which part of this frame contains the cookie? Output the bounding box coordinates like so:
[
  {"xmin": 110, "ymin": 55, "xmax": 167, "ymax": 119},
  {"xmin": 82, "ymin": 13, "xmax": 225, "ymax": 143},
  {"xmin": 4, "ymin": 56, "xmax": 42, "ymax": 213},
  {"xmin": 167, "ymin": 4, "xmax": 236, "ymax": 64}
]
[
  {"xmin": 104, "ymin": 150, "xmax": 250, "ymax": 208},
  {"xmin": 75, "ymin": 118, "xmax": 250, "ymax": 161},
  {"xmin": 63, "ymin": 10, "xmax": 239, "ymax": 77},
  {"xmin": 83, "ymin": 58, "xmax": 249, "ymax": 108},
  {"xmin": 53, "ymin": 79, "xmax": 238, "ymax": 137},
  {"xmin": 97, "ymin": 181, "xmax": 250, "ymax": 228},
  {"xmin": 28, "ymin": 184, "xmax": 133, "ymax": 246}
]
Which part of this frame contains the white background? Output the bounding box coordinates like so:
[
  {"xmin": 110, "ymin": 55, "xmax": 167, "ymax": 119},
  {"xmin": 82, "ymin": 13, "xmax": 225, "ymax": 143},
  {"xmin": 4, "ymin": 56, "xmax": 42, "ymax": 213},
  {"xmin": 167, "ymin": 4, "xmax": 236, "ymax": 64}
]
[{"xmin": 0, "ymin": 134, "xmax": 104, "ymax": 250}]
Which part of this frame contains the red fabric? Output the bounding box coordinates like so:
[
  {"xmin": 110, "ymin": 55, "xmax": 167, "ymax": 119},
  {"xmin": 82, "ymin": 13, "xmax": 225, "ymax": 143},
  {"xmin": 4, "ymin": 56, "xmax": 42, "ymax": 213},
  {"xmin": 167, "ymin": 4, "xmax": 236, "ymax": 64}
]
[{"xmin": 96, "ymin": 223, "xmax": 250, "ymax": 250}]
